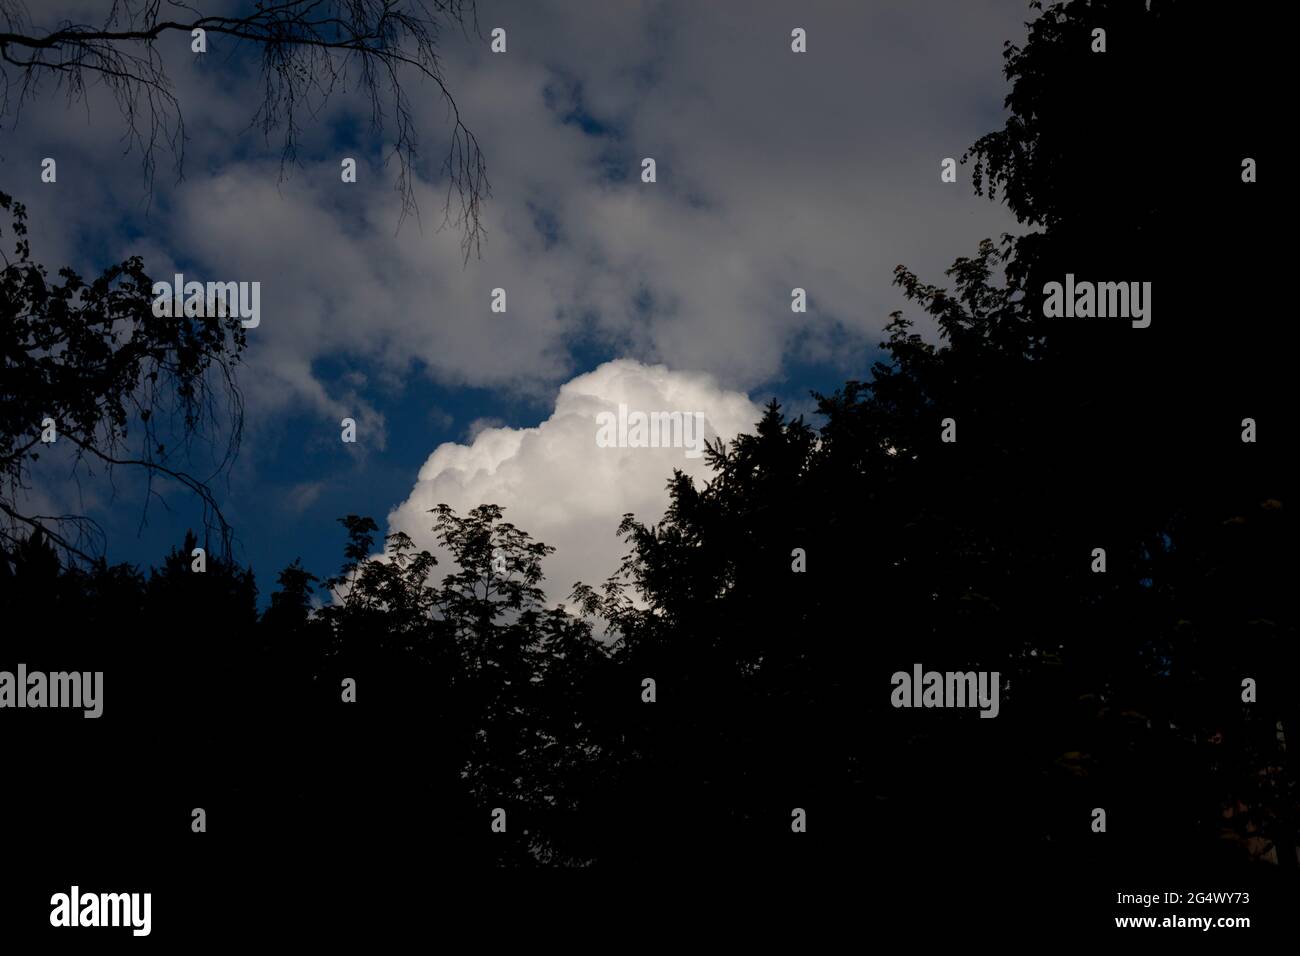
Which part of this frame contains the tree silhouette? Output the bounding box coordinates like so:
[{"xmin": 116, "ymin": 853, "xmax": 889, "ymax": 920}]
[
  {"xmin": 570, "ymin": 0, "xmax": 1293, "ymax": 881},
  {"xmin": 2, "ymin": 0, "xmax": 1292, "ymax": 935},
  {"xmin": 0, "ymin": 190, "xmax": 248, "ymax": 563},
  {"xmin": 227, "ymin": 505, "xmax": 614, "ymax": 868}
]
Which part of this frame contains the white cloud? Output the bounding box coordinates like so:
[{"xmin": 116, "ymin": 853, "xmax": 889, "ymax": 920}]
[{"xmin": 387, "ymin": 359, "xmax": 762, "ymax": 602}]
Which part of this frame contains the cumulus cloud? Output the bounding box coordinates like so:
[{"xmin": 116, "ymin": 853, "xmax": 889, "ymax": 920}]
[{"xmin": 387, "ymin": 359, "xmax": 762, "ymax": 601}]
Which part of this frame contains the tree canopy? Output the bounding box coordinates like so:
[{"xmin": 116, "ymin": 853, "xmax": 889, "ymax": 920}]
[
  {"xmin": 0, "ymin": 189, "xmax": 248, "ymax": 562},
  {"xmin": 2, "ymin": 0, "xmax": 1292, "ymax": 918}
]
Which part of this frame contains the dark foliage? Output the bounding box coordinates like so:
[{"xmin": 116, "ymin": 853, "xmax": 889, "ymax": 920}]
[{"xmin": 1, "ymin": 0, "xmax": 1294, "ymax": 930}]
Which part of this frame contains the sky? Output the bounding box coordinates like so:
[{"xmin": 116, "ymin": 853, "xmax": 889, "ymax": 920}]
[{"xmin": 6, "ymin": 0, "xmax": 1027, "ymax": 606}]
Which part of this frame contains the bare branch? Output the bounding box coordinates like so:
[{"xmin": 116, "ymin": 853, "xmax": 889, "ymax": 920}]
[{"xmin": 0, "ymin": 0, "xmax": 489, "ymax": 255}]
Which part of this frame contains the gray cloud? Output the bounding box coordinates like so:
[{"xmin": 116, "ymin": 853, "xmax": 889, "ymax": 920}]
[{"xmin": 6, "ymin": 0, "xmax": 1024, "ymax": 399}]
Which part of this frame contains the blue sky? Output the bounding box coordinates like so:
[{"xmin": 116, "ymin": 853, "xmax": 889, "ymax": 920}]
[{"xmin": 7, "ymin": 0, "xmax": 1028, "ymax": 605}]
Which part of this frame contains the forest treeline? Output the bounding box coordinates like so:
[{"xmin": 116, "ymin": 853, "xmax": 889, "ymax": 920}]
[{"xmin": 1, "ymin": 0, "xmax": 1294, "ymax": 882}]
